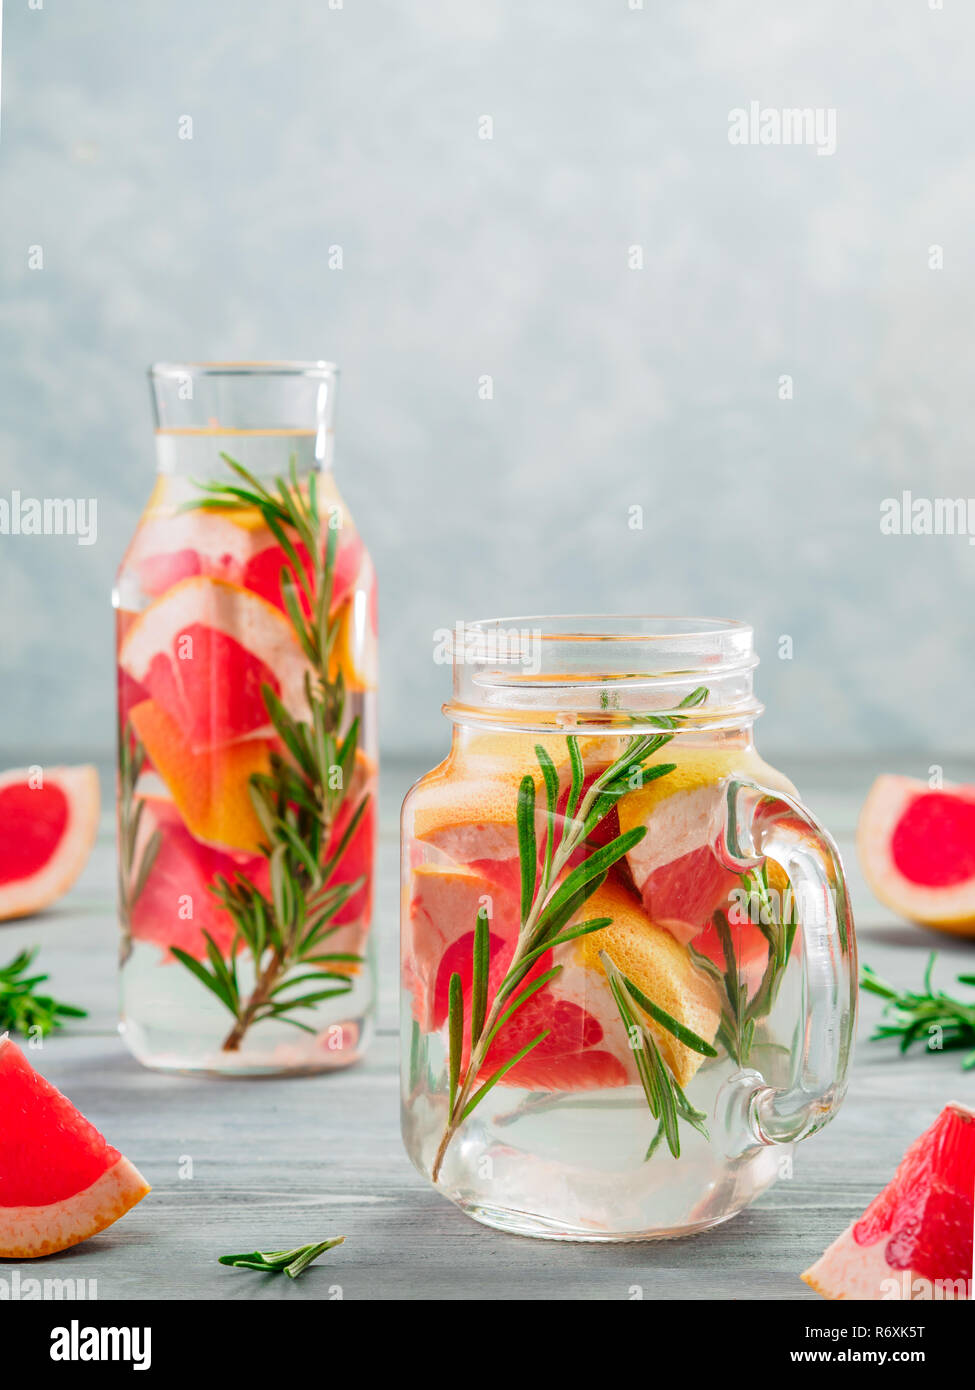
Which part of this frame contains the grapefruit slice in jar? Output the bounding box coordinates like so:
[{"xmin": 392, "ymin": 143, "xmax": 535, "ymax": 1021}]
[
  {"xmin": 802, "ymin": 1102, "xmax": 975, "ymax": 1299},
  {"xmin": 858, "ymin": 775, "xmax": 975, "ymax": 936},
  {"xmin": 119, "ymin": 576, "xmax": 309, "ymax": 752},
  {"xmin": 0, "ymin": 1037, "xmax": 150, "ymax": 1258},
  {"xmin": 0, "ymin": 765, "xmax": 100, "ymax": 921}
]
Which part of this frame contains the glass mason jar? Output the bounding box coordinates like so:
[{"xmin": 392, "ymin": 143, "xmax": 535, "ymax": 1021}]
[
  {"xmin": 115, "ymin": 363, "xmax": 377, "ymax": 1075},
  {"xmin": 401, "ymin": 617, "xmax": 856, "ymax": 1239}
]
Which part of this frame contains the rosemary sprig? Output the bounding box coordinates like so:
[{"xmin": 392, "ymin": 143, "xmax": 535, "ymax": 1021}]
[
  {"xmin": 219, "ymin": 1236, "xmax": 345, "ymax": 1279},
  {"xmin": 601, "ymin": 949, "xmax": 713, "ymax": 1159},
  {"xmin": 169, "ymin": 456, "xmax": 368, "ymax": 1051},
  {"xmin": 0, "ymin": 948, "xmax": 87, "ymax": 1037},
  {"xmin": 861, "ymin": 954, "xmax": 975, "ymax": 1069},
  {"xmin": 693, "ymin": 862, "xmax": 799, "ymax": 1066},
  {"xmin": 117, "ymin": 717, "xmax": 162, "ymax": 966},
  {"xmin": 432, "ymin": 686, "xmax": 708, "ymax": 1182}
]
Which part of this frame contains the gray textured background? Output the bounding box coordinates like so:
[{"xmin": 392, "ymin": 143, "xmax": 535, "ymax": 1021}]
[{"xmin": 1, "ymin": 0, "xmax": 973, "ymax": 768}]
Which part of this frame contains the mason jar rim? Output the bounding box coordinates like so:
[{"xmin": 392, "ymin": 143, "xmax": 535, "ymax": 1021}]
[{"xmin": 444, "ymin": 614, "xmax": 762, "ymax": 733}]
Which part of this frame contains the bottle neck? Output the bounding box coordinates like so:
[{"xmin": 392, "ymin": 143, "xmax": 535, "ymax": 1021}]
[{"xmin": 153, "ymin": 429, "xmax": 328, "ymax": 479}]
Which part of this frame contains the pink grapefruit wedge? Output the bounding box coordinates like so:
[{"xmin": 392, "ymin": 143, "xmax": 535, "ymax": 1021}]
[
  {"xmin": 802, "ymin": 1102, "xmax": 975, "ymax": 1299},
  {"xmin": 0, "ymin": 765, "xmax": 100, "ymax": 922},
  {"xmin": 0, "ymin": 1037, "xmax": 150, "ymax": 1258},
  {"xmin": 118, "ymin": 576, "xmax": 308, "ymax": 752},
  {"xmin": 858, "ymin": 775, "xmax": 975, "ymax": 937}
]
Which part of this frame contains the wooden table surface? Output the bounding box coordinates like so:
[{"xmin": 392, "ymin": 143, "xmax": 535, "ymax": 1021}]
[{"xmin": 3, "ymin": 756, "xmax": 973, "ymax": 1301}]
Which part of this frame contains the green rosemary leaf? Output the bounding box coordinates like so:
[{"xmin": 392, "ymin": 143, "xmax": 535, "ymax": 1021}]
[
  {"xmin": 448, "ymin": 973, "xmax": 464, "ymax": 1111},
  {"xmin": 131, "ymin": 828, "xmax": 162, "ymax": 906},
  {"xmin": 265, "ymin": 986, "xmax": 352, "ymax": 1012},
  {"xmin": 268, "ymin": 971, "xmax": 352, "ymax": 997},
  {"xmin": 0, "ymin": 949, "xmax": 88, "ymax": 1038},
  {"xmin": 543, "ymin": 827, "xmax": 646, "ymax": 922},
  {"xmin": 202, "ymin": 931, "xmax": 240, "ymax": 1010},
  {"xmin": 319, "ymin": 797, "xmax": 369, "ymax": 883},
  {"xmin": 274, "ymin": 819, "xmax": 322, "ymax": 884},
  {"xmin": 566, "ymin": 735, "xmax": 585, "ymax": 822},
  {"xmin": 284, "ymin": 1236, "xmax": 345, "ymax": 1279},
  {"xmin": 301, "ymin": 950, "xmax": 361, "ymax": 965},
  {"xmin": 169, "ymin": 948, "xmax": 234, "ymax": 1008},
  {"xmin": 535, "ymin": 744, "xmax": 560, "ymax": 889},
  {"xmin": 860, "ymin": 955, "xmax": 975, "ymax": 1069},
  {"xmin": 262, "ymin": 510, "xmax": 313, "ymax": 604},
  {"xmin": 647, "ymin": 1034, "xmax": 680, "ymax": 1157},
  {"xmin": 607, "ymin": 959, "xmax": 718, "ymax": 1057},
  {"xmin": 516, "ymin": 775, "xmax": 537, "ymax": 922},
  {"xmin": 460, "ymin": 1030, "xmax": 551, "ymax": 1121},
  {"xmin": 606, "ymin": 970, "xmax": 660, "ymax": 1117},
  {"xmin": 219, "ymin": 1237, "xmax": 345, "ymax": 1279},
  {"xmin": 508, "ymin": 916, "xmax": 612, "ymax": 981},
  {"xmin": 678, "ymin": 686, "xmax": 709, "ymax": 710},
  {"xmin": 261, "ymin": 684, "xmax": 316, "ymax": 774},
  {"xmin": 470, "ymin": 908, "xmax": 490, "ymax": 1049}
]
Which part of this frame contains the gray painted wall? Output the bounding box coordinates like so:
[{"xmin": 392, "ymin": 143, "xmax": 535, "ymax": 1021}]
[{"xmin": 1, "ymin": 0, "xmax": 972, "ymax": 767}]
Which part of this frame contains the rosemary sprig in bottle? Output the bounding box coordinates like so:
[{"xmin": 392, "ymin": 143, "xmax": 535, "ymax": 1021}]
[
  {"xmin": 168, "ymin": 456, "xmax": 369, "ymax": 1051},
  {"xmin": 433, "ymin": 687, "xmax": 708, "ymax": 1182}
]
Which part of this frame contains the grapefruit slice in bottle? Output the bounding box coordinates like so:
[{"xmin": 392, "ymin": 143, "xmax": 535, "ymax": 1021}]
[
  {"xmin": 129, "ymin": 698, "xmax": 271, "ymax": 854},
  {"xmin": 0, "ymin": 765, "xmax": 100, "ymax": 922},
  {"xmin": 127, "ymin": 474, "xmax": 366, "ymax": 613},
  {"xmin": 129, "ymin": 798, "xmax": 270, "ymax": 959},
  {"xmin": 802, "ymin": 1102, "xmax": 975, "ymax": 1299},
  {"xmin": 0, "ymin": 1036, "xmax": 150, "ymax": 1258},
  {"xmin": 858, "ymin": 775, "xmax": 975, "ymax": 936},
  {"xmin": 118, "ymin": 576, "xmax": 308, "ymax": 753}
]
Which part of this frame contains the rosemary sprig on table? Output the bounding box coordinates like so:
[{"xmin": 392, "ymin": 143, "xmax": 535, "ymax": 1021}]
[
  {"xmin": 117, "ymin": 718, "xmax": 162, "ymax": 966},
  {"xmin": 169, "ymin": 456, "xmax": 368, "ymax": 1051},
  {"xmin": 692, "ymin": 863, "xmax": 799, "ymax": 1066},
  {"xmin": 861, "ymin": 954, "xmax": 975, "ymax": 1069},
  {"xmin": 432, "ymin": 687, "xmax": 708, "ymax": 1182},
  {"xmin": 219, "ymin": 1236, "xmax": 345, "ymax": 1280},
  {"xmin": 601, "ymin": 950, "xmax": 715, "ymax": 1158},
  {"xmin": 0, "ymin": 948, "xmax": 87, "ymax": 1037}
]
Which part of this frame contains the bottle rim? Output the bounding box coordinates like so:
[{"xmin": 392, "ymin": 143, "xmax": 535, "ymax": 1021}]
[{"xmin": 149, "ymin": 361, "xmax": 339, "ymax": 379}]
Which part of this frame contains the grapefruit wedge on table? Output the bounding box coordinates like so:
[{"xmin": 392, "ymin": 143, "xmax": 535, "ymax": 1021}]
[
  {"xmin": 0, "ymin": 1037, "xmax": 149, "ymax": 1258},
  {"xmin": 802, "ymin": 1103, "xmax": 975, "ymax": 1299},
  {"xmin": 0, "ymin": 765, "xmax": 99, "ymax": 921},
  {"xmin": 858, "ymin": 775, "xmax": 975, "ymax": 936}
]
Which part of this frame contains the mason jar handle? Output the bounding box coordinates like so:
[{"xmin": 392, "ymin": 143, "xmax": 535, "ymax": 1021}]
[{"xmin": 712, "ymin": 776, "xmax": 857, "ymax": 1153}]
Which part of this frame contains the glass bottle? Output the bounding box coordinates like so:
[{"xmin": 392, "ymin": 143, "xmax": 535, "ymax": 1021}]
[
  {"xmin": 115, "ymin": 363, "xmax": 377, "ymax": 1075},
  {"xmin": 401, "ymin": 617, "xmax": 855, "ymax": 1239}
]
